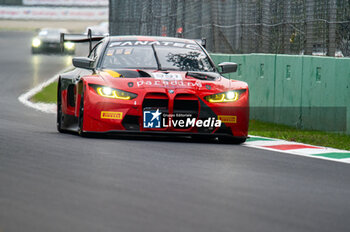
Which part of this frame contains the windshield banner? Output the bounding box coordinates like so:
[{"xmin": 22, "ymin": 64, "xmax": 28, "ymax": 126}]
[{"xmin": 109, "ymin": 41, "xmax": 200, "ymax": 50}]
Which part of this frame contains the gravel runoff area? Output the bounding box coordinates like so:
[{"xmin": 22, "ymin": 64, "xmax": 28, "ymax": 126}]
[{"xmin": 0, "ymin": 20, "xmax": 103, "ymax": 32}]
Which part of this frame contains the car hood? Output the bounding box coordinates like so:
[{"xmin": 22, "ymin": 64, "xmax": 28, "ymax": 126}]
[
  {"xmin": 38, "ymin": 35, "xmax": 60, "ymax": 43},
  {"xmin": 95, "ymin": 69, "xmax": 248, "ymax": 92}
]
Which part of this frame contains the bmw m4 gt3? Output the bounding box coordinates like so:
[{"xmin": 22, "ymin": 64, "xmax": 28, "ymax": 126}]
[{"xmin": 57, "ymin": 34, "xmax": 249, "ymax": 143}]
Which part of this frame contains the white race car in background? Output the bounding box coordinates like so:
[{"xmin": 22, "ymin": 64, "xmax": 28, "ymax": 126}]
[{"xmin": 31, "ymin": 28, "xmax": 75, "ymax": 54}]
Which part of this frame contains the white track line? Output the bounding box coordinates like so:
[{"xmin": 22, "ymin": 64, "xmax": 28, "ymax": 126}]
[{"xmin": 18, "ymin": 67, "xmax": 71, "ymax": 114}]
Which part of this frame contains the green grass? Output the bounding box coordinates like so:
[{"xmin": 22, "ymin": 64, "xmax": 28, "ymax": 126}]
[
  {"xmin": 31, "ymin": 81, "xmax": 57, "ymax": 103},
  {"xmin": 31, "ymin": 82, "xmax": 350, "ymax": 150},
  {"xmin": 249, "ymin": 119, "xmax": 350, "ymax": 151}
]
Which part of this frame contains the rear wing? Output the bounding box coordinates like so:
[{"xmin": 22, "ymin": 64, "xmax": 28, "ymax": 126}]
[{"xmin": 60, "ymin": 29, "xmax": 105, "ymax": 54}]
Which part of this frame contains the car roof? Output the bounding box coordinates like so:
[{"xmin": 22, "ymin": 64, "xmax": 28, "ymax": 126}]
[
  {"xmin": 108, "ymin": 36, "xmax": 197, "ymax": 44},
  {"xmin": 40, "ymin": 28, "xmax": 68, "ymax": 32}
]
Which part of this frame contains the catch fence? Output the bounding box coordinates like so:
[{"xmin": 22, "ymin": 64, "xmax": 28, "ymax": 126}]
[{"xmin": 109, "ymin": 0, "xmax": 350, "ymax": 56}]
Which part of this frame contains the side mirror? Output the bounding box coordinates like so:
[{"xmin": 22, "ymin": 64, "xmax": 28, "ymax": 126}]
[
  {"xmin": 72, "ymin": 57, "xmax": 94, "ymax": 70},
  {"xmin": 218, "ymin": 62, "xmax": 237, "ymax": 74}
]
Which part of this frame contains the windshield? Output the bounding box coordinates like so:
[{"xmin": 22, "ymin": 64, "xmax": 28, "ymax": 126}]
[{"xmin": 101, "ymin": 41, "xmax": 215, "ymax": 72}]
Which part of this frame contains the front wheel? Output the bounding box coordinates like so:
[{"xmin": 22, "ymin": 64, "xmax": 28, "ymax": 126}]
[
  {"xmin": 57, "ymin": 84, "xmax": 65, "ymax": 133},
  {"xmin": 78, "ymin": 87, "xmax": 88, "ymax": 137}
]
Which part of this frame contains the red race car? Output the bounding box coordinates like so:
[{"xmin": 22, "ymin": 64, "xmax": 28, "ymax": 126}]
[{"xmin": 57, "ymin": 32, "xmax": 249, "ymax": 143}]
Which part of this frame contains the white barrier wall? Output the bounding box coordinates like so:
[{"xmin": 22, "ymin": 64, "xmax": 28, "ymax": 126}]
[
  {"xmin": 0, "ymin": 6, "xmax": 108, "ymax": 20},
  {"xmin": 23, "ymin": 0, "xmax": 108, "ymax": 6}
]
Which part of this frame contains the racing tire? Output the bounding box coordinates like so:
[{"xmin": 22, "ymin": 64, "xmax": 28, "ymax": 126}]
[
  {"xmin": 57, "ymin": 83, "xmax": 66, "ymax": 133},
  {"xmin": 219, "ymin": 136, "xmax": 246, "ymax": 144},
  {"xmin": 78, "ymin": 87, "xmax": 88, "ymax": 137}
]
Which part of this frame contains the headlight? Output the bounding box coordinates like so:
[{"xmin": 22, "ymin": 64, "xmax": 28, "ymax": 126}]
[
  {"xmin": 204, "ymin": 90, "xmax": 243, "ymax": 103},
  {"xmin": 32, "ymin": 38, "xmax": 41, "ymax": 47},
  {"xmin": 96, "ymin": 86, "xmax": 137, "ymax": 100},
  {"xmin": 64, "ymin": 42, "xmax": 75, "ymax": 50}
]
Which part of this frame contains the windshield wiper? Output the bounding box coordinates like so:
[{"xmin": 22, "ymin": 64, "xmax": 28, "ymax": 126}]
[{"xmin": 151, "ymin": 44, "xmax": 162, "ymax": 71}]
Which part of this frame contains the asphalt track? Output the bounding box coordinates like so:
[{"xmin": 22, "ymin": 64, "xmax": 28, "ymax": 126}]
[{"xmin": 1, "ymin": 31, "xmax": 350, "ymax": 232}]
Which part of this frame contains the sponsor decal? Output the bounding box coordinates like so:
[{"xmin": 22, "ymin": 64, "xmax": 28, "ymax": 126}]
[
  {"xmin": 115, "ymin": 48, "xmax": 124, "ymax": 54},
  {"xmin": 136, "ymin": 80, "xmax": 202, "ymax": 88},
  {"xmin": 162, "ymin": 117, "xmax": 221, "ymax": 128},
  {"xmin": 109, "ymin": 41, "xmax": 200, "ymax": 50},
  {"xmin": 143, "ymin": 109, "xmax": 162, "ymax": 128},
  {"xmin": 101, "ymin": 111, "xmax": 123, "ymax": 119},
  {"xmin": 143, "ymin": 109, "xmax": 222, "ymax": 128},
  {"xmin": 106, "ymin": 49, "xmax": 114, "ymax": 56},
  {"xmin": 218, "ymin": 115, "xmax": 237, "ymax": 123},
  {"xmin": 123, "ymin": 48, "xmax": 133, "ymax": 55},
  {"xmin": 152, "ymin": 73, "xmax": 182, "ymax": 80}
]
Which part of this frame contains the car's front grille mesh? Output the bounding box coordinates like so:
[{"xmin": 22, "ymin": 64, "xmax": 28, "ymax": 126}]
[
  {"xmin": 142, "ymin": 99, "xmax": 168, "ymax": 109},
  {"xmin": 139, "ymin": 93, "xmax": 200, "ymax": 130},
  {"xmin": 173, "ymin": 100, "xmax": 198, "ymax": 112},
  {"xmin": 173, "ymin": 94, "xmax": 199, "ymax": 129}
]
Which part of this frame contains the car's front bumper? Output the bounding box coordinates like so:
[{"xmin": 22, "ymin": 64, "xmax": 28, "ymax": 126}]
[{"xmin": 81, "ymin": 84, "xmax": 249, "ymax": 137}]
